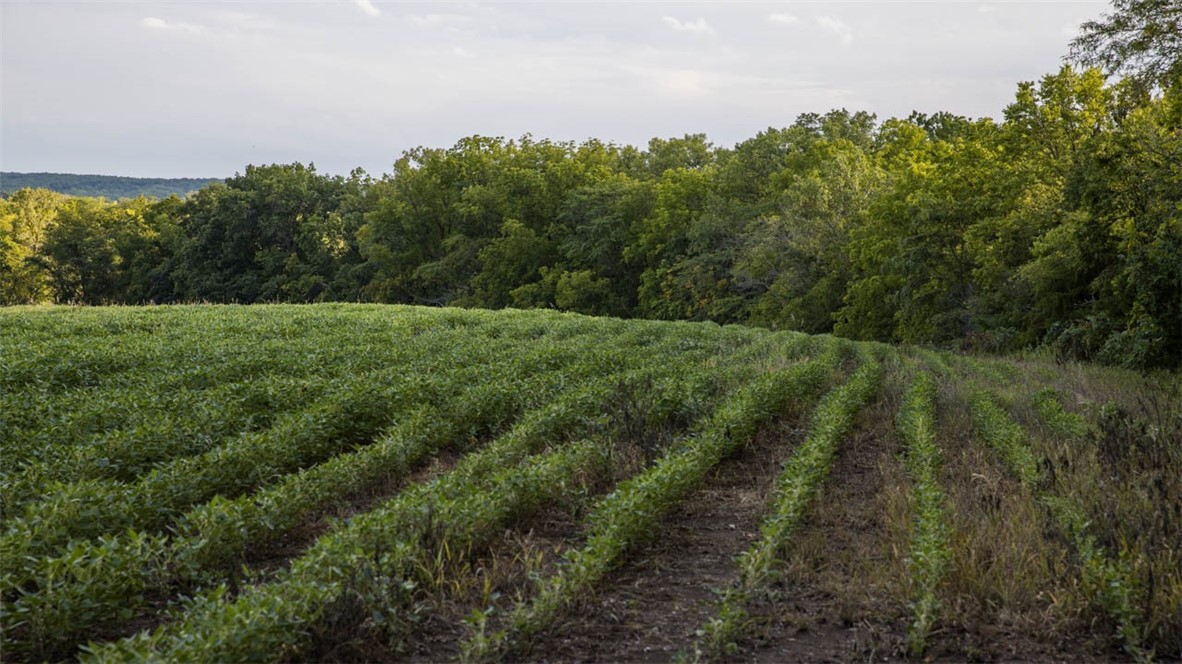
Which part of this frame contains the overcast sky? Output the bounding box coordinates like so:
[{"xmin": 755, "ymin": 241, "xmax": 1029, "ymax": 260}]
[{"xmin": 1, "ymin": 1, "xmax": 1107, "ymax": 178}]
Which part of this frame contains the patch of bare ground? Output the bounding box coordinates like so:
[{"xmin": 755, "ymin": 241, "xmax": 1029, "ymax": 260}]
[
  {"xmin": 928, "ymin": 380, "xmax": 1115, "ymax": 663},
  {"xmin": 729, "ymin": 381, "xmax": 912, "ymax": 664},
  {"xmin": 395, "ymin": 505, "xmax": 586, "ymax": 663},
  {"xmin": 508, "ymin": 421, "xmax": 806, "ymax": 664},
  {"xmin": 399, "ymin": 416, "xmax": 801, "ymax": 664}
]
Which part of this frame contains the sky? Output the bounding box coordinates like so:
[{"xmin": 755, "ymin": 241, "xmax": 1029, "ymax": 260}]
[{"xmin": 1, "ymin": 1, "xmax": 1108, "ymax": 179}]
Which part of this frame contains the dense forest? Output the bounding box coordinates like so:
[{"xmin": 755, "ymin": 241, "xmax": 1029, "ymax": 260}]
[
  {"xmin": 0, "ymin": 173, "xmax": 220, "ymax": 200},
  {"xmin": 1, "ymin": 3, "xmax": 1179, "ymax": 370}
]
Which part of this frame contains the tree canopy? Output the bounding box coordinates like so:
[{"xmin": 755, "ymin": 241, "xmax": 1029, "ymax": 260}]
[{"xmin": 2, "ymin": 3, "xmax": 1178, "ymax": 370}]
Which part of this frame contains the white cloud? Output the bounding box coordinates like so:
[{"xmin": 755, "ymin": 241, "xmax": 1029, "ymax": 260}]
[
  {"xmin": 768, "ymin": 13, "xmax": 801, "ymax": 26},
  {"xmin": 140, "ymin": 17, "xmax": 205, "ymax": 35},
  {"xmin": 662, "ymin": 16, "xmax": 714, "ymax": 35},
  {"xmin": 817, "ymin": 16, "xmax": 854, "ymax": 45},
  {"xmin": 453, "ymin": 46, "xmax": 473, "ymax": 58},
  {"xmin": 353, "ymin": 0, "xmax": 381, "ymax": 18}
]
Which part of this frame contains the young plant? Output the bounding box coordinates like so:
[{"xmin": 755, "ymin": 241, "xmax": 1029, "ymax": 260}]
[
  {"xmin": 897, "ymin": 371, "xmax": 953, "ymax": 656},
  {"xmin": 467, "ymin": 341, "xmax": 847, "ymax": 662},
  {"xmin": 695, "ymin": 350, "xmax": 882, "ymax": 660}
]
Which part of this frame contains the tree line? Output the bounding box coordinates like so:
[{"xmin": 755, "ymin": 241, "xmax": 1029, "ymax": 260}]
[{"xmin": 2, "ymin": 4, "xmax": 1179, "ymax": 370}]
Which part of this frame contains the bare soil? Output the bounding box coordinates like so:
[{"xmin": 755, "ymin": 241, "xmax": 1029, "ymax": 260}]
[
  {"xmin": 729, "ymin": 389, "xmax": 912, "ymax": 664},
  {"xmin": 312, "ymin": 371, "xmax": 1153, "ymax": 663},
  {"xmin": 398, "ymin": 505, "xmax": 586, "ymax": 663},
  {"xmin": 507, "ymin": 420, "xmax": 808, "ymax": 663}
]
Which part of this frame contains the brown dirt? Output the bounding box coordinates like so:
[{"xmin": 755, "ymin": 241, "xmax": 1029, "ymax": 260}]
[
  {"xmin": 729, "ymin": 386, "xmax": 913, "ymax": 664},
  {"xmin": 505, "ymin": 419, "xmax": 809, "ymax": 664},
  {"xmin": 398, "ymin": 506, "xmax": 586, "ymax": 663}
]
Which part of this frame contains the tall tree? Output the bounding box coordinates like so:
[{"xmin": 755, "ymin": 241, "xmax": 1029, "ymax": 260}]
[
  {"xmin": 1069, "ymin": 0, "xmax": 1182, "ymax": 92},
  {"xmin": 739, "ymin": 138, "xmax": 881, "ymax": 334},
  {"xmin": 0, "ymin": 188, "xmax": 64, "ymax": 304},
  {"xmin": 173, "ymin": 164, "xmax": 350, "ymax": 303}
]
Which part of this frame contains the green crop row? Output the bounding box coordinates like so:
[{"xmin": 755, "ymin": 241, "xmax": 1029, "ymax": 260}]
[
  {"xmin": 87, "ymin": 438, "xmax": 609, "ymax": 664},
  {"xmin": 695, "ymin": 350, "xmax": 882, "ymax": 660},
  {"xmin": 463, "ymin": 336, "xmax": 841, "ymax": 662},
  {"xmin": 1, "ymin": 304, "xmax": 468, "ymax": 392},
  {"xmin": 1, "ymin": 376, "xmax": 332, "ymax": 515},
  {"xmin": 5, "ymin": 310, "xmax": 634, "ymax": 556},
  {"xmin": 0, "ymin": 308, "xmax": 540, "ymax": 509},
  {"xmin": 1032, "ymin": 390, "xmax": 1150, "ymax": 660},
  {"xmin": 4, "ymin": 367, "xmax": 456, "ymax": 559},
  {"xmin": 968, "ymin": 392, "xmax": 1042, "ymax": 489},
  {"xmin": 0, "ymin": 305, "xmax": 633, "ymax": 470},
  {"xmin": 3, "ymin": 319, "xmax": 758, "ymax": 660},
  {"xmin": 80, "ymin": 335, "xmax": 751, "ymax": 663},
  {"xmin": 1, "ymin": 341, "xmax": 578, "ymax": 659},
  {"xmin": 0, "ymin": 307, "xmax": 434, "ymax": 451},
  {"xmin": 896, "ymin": 371, "xmax": 953, "ymax": 656},
  {"xmin": 1031, "ymin": 387, "xmax": 1089, "ymax": 439}
]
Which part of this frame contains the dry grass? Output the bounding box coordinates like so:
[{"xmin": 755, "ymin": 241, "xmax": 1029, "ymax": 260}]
[
  {"xmin": 992, "ymin": 355, "xmax": 1182, "ymax": 657},
  {"xmin": 928, "ymin": 373, "xmax": 1087, "ymax": 659}
]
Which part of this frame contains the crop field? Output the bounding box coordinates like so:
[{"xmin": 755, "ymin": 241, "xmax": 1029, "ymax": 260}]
[{"xmin": 1, "ymin": 304, "xmax": 1179, "ymax": 663}]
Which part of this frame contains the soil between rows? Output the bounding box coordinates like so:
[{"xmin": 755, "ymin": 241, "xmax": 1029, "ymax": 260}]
[
  {"xmin": 728, "ymin": 389, "xmax": 912, "ymax": 663},
  {"xmin": 508, "ymin": 419, "xmax": 809, "ymax": 663}
]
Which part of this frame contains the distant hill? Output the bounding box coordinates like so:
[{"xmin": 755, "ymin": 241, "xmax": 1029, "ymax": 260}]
[{"xmin": 0, "ymin": 172, "xmax": 222, "ymax": 199}]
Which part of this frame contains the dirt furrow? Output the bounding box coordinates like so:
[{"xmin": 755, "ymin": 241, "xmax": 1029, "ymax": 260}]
[
  {"xmin": 731, "ymin": 390, "xmax": 912, "ymax": 663},
  {"xmin": 507, "ymin": 420, "xmax": 806, "ymax": 663}
]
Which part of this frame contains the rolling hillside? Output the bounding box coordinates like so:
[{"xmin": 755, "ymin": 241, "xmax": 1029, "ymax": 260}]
[
  {"xmin": 0, "ymin": 304, "xmax": 1178, "ymax": 662},
  {"xmin": 0, "ymin": 172, "xmax": 220, "ymax": 199}
]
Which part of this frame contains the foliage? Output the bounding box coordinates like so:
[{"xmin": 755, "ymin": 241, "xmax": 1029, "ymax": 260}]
[
  {"xmin": 465, "ymin": 337, "xmax": 843, "ymax": 661},
  {"xmin": 1, "ymin": 11, "xmax": 1178, "ymax": 369},
  {"xmin": 1069, "ymin": 0, "xmax": 1182, "ymax": 92},
  {"xmin": 0, "ymin": 305, "xmax": 763, "ymax": 660},
  {"xmin": 0, "ymin": 305, "xmax": 1177, "ymax": 661},
  {"xmin": 695, "ymin": 349, "xmax": 882, "ymax": 659},
  {"xmin": 0, "ymin": 188, "xmax": 64, "ymax": 303},
  {"xmin": 896, "ymin": 371, "xmax": 953, "ymax": 656}
]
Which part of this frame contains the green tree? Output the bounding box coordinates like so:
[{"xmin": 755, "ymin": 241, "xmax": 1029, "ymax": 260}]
[
  {"xmin": 173, "ymin": 163, "xmax": 351, "ymax": 302},
  {"xmin": 41, "ymin": 197, "xmax": 169, "ymax": 304},
  {"xmin": 547, "ymin": 174, "xmax": 651, "ymax": 314},
  {"xmin": 1069, "ymin": 0, "xmax": 1182, "ymax": 92},
  {"xmin": 740, "ymin": 138, "xmax": 881, "ymax": 333},
  {"xmin": 0, "ymin": 188, "xmax": 64, "ymax": 304},
  {"xmin": 838, "ymin": 118, "xmax": 1005, "ymax": 343},
  {"xmin": 468, "ymin": 219, "xmax": 555, "ymax": 308},
  {"xmin": 644, "ymin": 134, "xmax": 716, "ymax": 176},
  {"xmin": 1053, "ymin": 94, "xmax": 1181, "ymax": 367},
  {"xmin": 965, "ymin": 67, "xmax": 1117, "ymax": 347}
]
